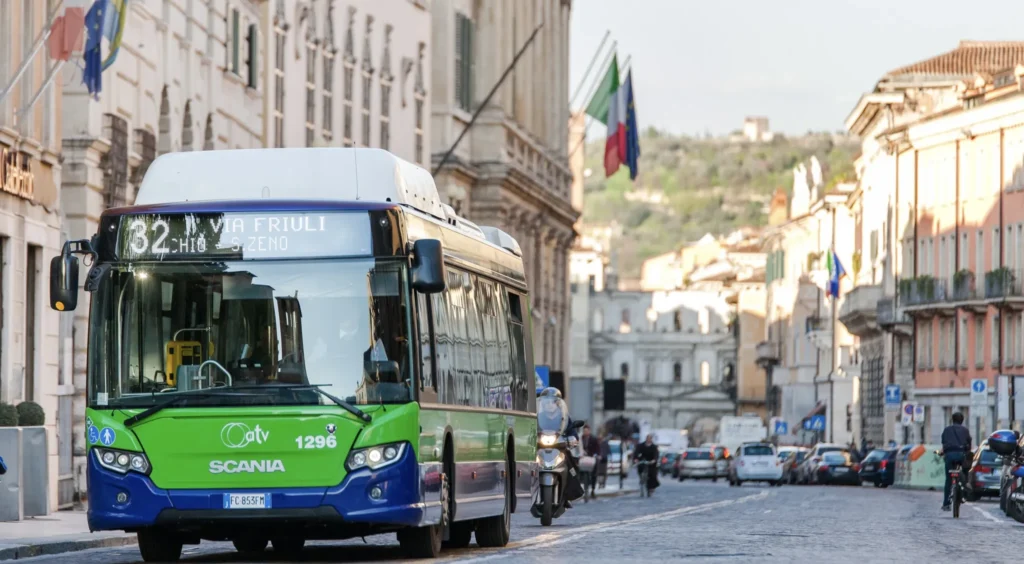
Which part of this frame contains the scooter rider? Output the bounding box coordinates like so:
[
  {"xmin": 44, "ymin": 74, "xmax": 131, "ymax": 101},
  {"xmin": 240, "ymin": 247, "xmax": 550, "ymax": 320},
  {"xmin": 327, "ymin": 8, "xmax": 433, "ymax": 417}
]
[{"xmin": 538, "ymin": 387, "xmax": 583, "ymax": 507}]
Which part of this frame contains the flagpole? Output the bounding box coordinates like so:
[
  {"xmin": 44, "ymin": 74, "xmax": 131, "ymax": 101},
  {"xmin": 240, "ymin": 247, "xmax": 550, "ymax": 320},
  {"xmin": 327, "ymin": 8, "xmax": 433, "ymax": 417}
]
[
  {"xmin": 433, "ymin": 22, "xmax": 544, "ymax": 177},
  {"xmin": 569, "ymin": 30, "xmax": 611, "ymax": 108},
  {"xmin": 569, "ymin": 55, "xmax": 630, "ymax": 159},
  {"xmin": 0, "ymin": 1, "xmax": 65, "ymax": 105},
  {"xmin": 829, "ymin": 207, "xmax": 838, "ymax": 444}
]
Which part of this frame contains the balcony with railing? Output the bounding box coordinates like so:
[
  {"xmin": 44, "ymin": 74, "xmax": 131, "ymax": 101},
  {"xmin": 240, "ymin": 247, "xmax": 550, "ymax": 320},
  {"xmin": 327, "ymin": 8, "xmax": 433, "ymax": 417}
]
[
  {"xmin": 877, "ymin": 296, "xmax": 912, "ymax": 336},
  {"xmin": 985, "ymin": 268, "xmax": 1024, "ymax": 308},
  {"xmin": 838, "ymin": 284, "xmax": 882, "ymax": 337},
  {"xmin": 900, "ymin": 276, "xmax": 954, "ymax": 316},
  {"xmin": 951, "ymin": 269, "xmax": 987, "ymax": 312}
]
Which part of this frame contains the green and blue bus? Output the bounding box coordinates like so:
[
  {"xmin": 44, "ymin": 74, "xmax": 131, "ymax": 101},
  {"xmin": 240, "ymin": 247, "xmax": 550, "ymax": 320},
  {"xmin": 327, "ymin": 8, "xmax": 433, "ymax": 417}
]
[{"xmin": 49, "ymin": 148, "xmax": 538, "ymax": 561}]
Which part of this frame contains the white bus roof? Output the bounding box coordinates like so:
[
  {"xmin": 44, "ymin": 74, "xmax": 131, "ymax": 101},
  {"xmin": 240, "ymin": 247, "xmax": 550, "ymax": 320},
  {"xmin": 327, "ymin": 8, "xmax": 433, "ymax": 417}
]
[
  {"xmin": 135, "ymin": 148, "xmax": 447, "ymax": 218},
  {"xmin": 133, "ymin": 148, "xmax": 524, "ymax": 257}
]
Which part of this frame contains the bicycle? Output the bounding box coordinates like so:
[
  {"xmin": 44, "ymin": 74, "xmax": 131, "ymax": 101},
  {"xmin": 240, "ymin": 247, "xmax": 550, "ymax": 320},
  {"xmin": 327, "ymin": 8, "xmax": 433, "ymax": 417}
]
[
  {"xmin": 637, "ymin": 460, "xmax": 655, "ymax": 497},
  {"xmin": 935, "ymin": 450, "xmax": 968, "ymax": 518}
]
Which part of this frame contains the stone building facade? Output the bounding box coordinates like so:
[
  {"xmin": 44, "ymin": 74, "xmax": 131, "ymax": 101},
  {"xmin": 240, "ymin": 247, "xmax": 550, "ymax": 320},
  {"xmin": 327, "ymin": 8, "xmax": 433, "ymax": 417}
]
[
  {"xmin": 265, "ymin": 0, "xmax": 431, "ymax": 164},
  {"xmin": 431, "ymin": 0, "xmax": 577, "ymax": 373},
  {"xmin": 0, "ymin": 0, "xmax": 68, "ymax": 511},
  {"xmin": 60, "ymin": 0, "xmax": 266, "ymax": 499}
]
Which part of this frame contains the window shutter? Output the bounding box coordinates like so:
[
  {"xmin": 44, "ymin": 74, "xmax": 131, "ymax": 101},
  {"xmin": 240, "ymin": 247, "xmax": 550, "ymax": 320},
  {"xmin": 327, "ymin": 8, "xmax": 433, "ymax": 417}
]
[
  {"xmin": 247, "ymin": 24, "xmax": 258, "ymax": 88},
  {"xmin": 231, "ymin": 9, "xmax": 241, "ymax": 73},
  {"xmin": 779, "ymin": 250, "xmax": 786, "ymax": 280},
  {"xmin": 465, "ymin": 16, "xmax": 474, "ymax": 109},
  {"xmin": 767, "ymin": 254, "xmax": 774, "ymax": 283},
  {"xmin": 453, "ymin": 14, "xmax": 463, "ymax": 106}
]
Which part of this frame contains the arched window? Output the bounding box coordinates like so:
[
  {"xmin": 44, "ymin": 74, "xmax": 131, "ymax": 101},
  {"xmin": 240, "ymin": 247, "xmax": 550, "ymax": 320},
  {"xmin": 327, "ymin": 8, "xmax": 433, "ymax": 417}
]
[
  {"xmin": 700, "ymin": 361, "xmax": 710, "ymax": 386},
  {"xmin": 673, "ymin": 362, "xmax": 682, "ymax": 383},
  {"xmin": 620, "ymin": 362, "xmax": 629, "ymax": 379},
  {"xmin": 181, "ymin": 100, "xmax": 194, "ymax": 151},
  {"xmin": 673, "ymin": 310, "xmax": 682, "ymax": 332},
  {"xmin": 157, "ymin": 85, "xmax": 171, "ymax": 155}
]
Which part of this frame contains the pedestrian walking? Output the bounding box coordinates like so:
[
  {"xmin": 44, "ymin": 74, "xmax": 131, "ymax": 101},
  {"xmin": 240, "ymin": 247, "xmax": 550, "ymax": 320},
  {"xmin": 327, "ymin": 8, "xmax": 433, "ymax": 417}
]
[{"xmin": 579, "ymin": 424, "xmax": 601, "ymax": 501}]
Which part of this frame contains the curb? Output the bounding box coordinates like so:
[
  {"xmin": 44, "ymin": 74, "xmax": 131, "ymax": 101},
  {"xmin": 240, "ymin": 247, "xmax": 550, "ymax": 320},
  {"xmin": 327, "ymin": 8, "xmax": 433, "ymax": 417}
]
[{"xmin": 0, "ymin": 535, "xmax": 137, "ymax": 561}]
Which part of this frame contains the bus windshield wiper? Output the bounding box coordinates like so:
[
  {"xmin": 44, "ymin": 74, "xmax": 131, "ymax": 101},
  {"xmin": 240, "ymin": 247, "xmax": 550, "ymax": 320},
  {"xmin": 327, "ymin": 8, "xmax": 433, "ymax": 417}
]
[
  {"xmin": 123, "ymin": 389, "xmax": 262, "ymax": 427},
  {"xmin": 227, "ymin": 383, "xmax": 373, "ymax": 424}
]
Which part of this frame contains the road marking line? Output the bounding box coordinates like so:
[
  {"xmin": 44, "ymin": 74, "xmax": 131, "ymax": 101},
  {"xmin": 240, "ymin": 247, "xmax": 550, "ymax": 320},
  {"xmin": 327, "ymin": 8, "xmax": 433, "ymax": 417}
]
[
  {"xmin": 448, "ymin": 490, "xmax": 771, "ymax": 563},
  {"xmin": 971, "ymin": 504, "xmax": 1006, "ymax": 524}
]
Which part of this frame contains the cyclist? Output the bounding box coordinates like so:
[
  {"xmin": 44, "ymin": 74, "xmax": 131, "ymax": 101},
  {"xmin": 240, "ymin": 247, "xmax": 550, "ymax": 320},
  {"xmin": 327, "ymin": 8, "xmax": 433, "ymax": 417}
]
[
  {"xmin": 634, "ymin": 434, "xmax": 660, "ymax": 495},
  {"xmin": 938, "ymin": 412, "xmax": 973, "ymax": 511}
]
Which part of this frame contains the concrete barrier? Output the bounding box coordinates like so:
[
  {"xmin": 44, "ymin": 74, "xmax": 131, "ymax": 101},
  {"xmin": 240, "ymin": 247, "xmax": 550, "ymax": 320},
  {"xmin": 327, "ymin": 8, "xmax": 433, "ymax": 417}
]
[
  {"xmin": 0, "ymin": 429, "xmax": 22, "ymax": 522},
  {"xmin": 0, "ymin": 427, "xmax": 49, "ymax": 521},
  {"xmin": 906, "ymin": 444, "xmax": 944, "ymax": 490}
]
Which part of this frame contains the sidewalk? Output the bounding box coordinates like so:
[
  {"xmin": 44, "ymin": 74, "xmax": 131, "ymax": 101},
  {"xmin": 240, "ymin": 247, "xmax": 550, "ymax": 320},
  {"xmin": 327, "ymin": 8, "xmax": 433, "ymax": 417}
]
[
  {"xmin": 592, "ymin": 479, "xmax": 640, "ymax": 498},
  {"xmin": 0, "ymin": 508, "xmax": 136, "ymax": 561}
]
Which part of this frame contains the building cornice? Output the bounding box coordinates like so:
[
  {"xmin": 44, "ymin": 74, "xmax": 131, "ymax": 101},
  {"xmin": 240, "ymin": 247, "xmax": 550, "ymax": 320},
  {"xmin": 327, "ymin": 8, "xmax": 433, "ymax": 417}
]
[
  {"xmin": 906, "ymin": 90, "xmax": 1024, "ymax": 150},
  {"xmin": 845, "ymin": 91, "xmax": 905, "ymax": 136}
]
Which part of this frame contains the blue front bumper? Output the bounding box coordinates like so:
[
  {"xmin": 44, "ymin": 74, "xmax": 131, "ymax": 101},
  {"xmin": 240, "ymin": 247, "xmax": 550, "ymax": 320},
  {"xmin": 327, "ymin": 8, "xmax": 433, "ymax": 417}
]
[{"xmin": 87, "ymin": 447, "xmax": 428, "ymax": 532}]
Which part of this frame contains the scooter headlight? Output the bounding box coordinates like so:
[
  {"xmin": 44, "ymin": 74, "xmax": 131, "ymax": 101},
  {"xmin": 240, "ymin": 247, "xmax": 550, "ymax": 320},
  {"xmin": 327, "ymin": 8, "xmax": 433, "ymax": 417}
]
[{"xmin": 539, "ymin": 433, "xmax": 559, "ymax": 447}]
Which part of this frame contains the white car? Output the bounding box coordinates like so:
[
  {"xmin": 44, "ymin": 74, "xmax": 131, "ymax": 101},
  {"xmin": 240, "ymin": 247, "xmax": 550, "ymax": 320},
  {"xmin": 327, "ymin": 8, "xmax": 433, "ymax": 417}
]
[{"xmin": 729, "ymin": 442, "xmax": 784, "ymax": 487}]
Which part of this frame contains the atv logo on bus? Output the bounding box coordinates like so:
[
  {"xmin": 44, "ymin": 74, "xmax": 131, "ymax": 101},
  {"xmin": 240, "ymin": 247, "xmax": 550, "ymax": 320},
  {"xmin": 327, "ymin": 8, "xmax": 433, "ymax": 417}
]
[
  {"xmin": 209, "ymin": 460, "xmax": 286, "ymax": 474},
  {"xmin": 220, "ymin": 422, "xmax": 269, "ymax": 449}
]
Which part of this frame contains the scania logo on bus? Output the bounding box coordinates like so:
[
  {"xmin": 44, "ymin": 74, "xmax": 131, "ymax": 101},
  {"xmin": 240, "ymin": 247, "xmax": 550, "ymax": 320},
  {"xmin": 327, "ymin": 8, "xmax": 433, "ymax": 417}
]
[
  {"xmin": 220, "ymin": 422, "xmax": 269, "ymax": 449},
  {"xmin": 209, "ymin": 460, "xmax": 286, "ymax": 474}
]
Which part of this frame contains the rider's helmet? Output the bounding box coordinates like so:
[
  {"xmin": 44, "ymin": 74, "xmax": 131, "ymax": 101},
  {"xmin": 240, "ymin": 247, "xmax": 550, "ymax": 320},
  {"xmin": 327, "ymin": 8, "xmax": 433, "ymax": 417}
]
[{"xmin": 539, "ymin": 387, "xmax": 562, "ymax": 399}]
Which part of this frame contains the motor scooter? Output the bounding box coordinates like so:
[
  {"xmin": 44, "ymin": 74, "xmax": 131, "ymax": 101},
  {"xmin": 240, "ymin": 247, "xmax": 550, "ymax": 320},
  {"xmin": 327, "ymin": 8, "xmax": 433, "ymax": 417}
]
[{"xmin": 531, "ymin": 395, "xmax": 585, "ymax": 526}]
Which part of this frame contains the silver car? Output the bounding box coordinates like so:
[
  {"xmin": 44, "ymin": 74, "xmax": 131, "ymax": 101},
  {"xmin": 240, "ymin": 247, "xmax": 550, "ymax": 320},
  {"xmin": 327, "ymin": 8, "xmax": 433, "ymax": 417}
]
[{"xmin": 678, "ymin": 448, "xmax": 719, "ymax": 482}]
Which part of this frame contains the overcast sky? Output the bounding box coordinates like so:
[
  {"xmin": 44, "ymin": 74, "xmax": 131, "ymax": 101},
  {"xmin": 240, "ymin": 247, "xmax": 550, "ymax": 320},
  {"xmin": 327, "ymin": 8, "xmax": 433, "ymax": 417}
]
[{"xmin": 569, "ymin": 0, "xmax": 1024, "ymax": 135}]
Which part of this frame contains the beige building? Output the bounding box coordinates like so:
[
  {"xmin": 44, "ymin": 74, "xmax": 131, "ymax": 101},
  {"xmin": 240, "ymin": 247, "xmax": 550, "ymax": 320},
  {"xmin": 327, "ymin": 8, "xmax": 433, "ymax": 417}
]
[
  {"xmin": 431, "ymin": 0, "xmax": 576, "ymax": 373},
  {"xmin": 639, "ymin": 234, "xmax": 724, "ymax": 292},
  {"xmin": 757, "ymin": 172, "xmax": 858, "ymax": 446},
  {"xmin": 0, "ymin": 1, "xmax": 69, "ymax": 511}
]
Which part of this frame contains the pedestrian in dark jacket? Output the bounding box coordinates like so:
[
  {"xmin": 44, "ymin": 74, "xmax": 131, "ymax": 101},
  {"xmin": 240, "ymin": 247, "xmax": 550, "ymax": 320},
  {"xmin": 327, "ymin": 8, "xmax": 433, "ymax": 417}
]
[
  {"xmin": 580, "ymin": 425, "xmax": 601, "ymax": 500},
  {"xmin": 634, "ymin": 434, "xmax": 660, "ymax": 493}
]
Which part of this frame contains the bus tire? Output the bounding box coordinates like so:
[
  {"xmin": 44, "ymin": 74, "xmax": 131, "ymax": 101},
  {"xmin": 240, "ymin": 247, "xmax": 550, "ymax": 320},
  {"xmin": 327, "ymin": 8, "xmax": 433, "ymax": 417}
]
[
  {"xmin": 398, "ymin": 524, "xmax": 443, "ymax": 559},
  {"xmin": 137, "ymin": 530, "xmax": 182, "ymax": 562},
  {"xmin": 476, "ymin": 456, "xmax": 512, "ymax": 547}
]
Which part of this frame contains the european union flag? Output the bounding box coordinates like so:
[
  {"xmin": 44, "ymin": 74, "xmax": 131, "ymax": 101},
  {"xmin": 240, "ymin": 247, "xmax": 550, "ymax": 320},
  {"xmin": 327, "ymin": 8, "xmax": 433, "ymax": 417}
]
[
  {"xmin": 624, "ymin": 71, "xmax": 640, "ymax": 180},
  {"xmin": 82, "ymin": 0, "xmax": 110, "ymax": 97}
]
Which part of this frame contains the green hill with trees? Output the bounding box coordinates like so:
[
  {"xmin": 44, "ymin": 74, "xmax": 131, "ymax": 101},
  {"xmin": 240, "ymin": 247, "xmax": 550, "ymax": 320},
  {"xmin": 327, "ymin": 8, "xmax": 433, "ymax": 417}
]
[{"xmin": 581, "ymin": 129, "xmax": 860, "ymax": 277}]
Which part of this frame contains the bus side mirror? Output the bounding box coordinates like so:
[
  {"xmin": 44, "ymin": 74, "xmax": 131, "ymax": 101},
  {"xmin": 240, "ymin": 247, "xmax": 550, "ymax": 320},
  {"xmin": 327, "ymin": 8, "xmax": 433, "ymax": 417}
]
[
  {"xmin": 411, "ymin": 239, "xmax": 446, "ymax": 294},
  {"xmin": 49, "ymin": 253, "xmax": 79, "ymax": 312}
]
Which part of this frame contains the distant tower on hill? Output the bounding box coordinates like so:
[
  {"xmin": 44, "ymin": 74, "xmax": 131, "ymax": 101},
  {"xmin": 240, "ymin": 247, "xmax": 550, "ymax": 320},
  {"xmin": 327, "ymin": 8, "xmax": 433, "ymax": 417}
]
[{"xmin": 743, "ymin": 117, "xmax": 773, "ymax": 142}]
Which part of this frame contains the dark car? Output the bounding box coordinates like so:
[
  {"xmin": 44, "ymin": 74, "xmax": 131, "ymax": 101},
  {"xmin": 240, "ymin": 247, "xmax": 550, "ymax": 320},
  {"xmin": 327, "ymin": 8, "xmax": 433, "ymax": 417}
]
[
  {"xmin": 967, "ymin": 446, "xmax": 1003, "ymax": 500},
  {"xmin": 858, "ymin": 448, "xmax": 896, "ymax": 487},
  {"xmin": 660, "ymin": 451, "xmax": 679, "ymax": 475},
  {"xmin": 814, "ymin": 451, "xmax": 860, "ymax": 485}
]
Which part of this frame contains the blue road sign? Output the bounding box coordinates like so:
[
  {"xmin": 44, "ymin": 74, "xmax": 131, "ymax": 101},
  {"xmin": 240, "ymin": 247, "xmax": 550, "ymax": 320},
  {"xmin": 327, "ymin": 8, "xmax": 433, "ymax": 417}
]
[
  {"xmin": 774, "ymin": 420, "xmax": 788, "ymax": 435},
  {"xmin": 972, "ymin": 379, "xmax": 987, "ymax": 393},
  {"xmin": 885, "ymin": 385, "xmax": 901, "ymax": 405},
  {"xmin": 802, "ymin": 415, "xmax": 826, "ymax": 432},
  {"xmin": 535, "ymin": 366, "xmax": 550, "ymax": 394}
]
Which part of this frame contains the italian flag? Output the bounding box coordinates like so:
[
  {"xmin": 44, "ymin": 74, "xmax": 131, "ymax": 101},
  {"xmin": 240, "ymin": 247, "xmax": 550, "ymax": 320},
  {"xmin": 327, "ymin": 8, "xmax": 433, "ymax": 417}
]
[{"xmin": 585, "ymin": 56, "xmax": 626, "ymax": 177}]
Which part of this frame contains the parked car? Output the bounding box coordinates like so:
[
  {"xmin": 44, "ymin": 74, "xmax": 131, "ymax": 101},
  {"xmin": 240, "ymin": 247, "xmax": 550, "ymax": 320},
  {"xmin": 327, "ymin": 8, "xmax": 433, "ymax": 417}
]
[
  {"xmin": 660, "ymin": 451, "xmax": 679, "ymax": 475},
  {"xmin": 966, "ymin": 443, "xmax": 1003, "ymax": 501},
  {"xmin": 796, "ymin": 443, "xmax": 849, "ymax": 484},
  {"xmin": 678, "ymin": 447, "xmax": 719, "ymax": 481},
  {"xmin": 813, "ymin": 451, "xmax": 860, "ymax": 485},
  {"xmin": 701, "ymin": 443, "xmax": 731, "ymax": 478},
  {"xmin": 779, "ymin": 447, "xmax": 808, "ymax": 485},
  {"xmin": 858, "ymin": 448, "xmax": 897, "ymax": 488},
  {"xmin": 729, "ymin": 442, "xmax": 783, "ymax": 487}
]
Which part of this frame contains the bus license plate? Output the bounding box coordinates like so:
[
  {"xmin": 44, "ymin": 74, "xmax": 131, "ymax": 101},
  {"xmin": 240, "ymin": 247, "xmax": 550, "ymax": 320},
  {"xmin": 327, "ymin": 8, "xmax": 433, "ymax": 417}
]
[{"xmin": 223, "ymin": 493, "xmax": 270, "ymax": 509}]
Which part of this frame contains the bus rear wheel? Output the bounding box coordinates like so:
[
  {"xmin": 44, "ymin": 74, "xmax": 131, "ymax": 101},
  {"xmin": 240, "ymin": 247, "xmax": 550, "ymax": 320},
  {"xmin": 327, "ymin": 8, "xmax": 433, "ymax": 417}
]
[
  {"xmin": 137, "ymin": 530, "xmax": 183, "ymax": 562},
  {"xmin": 476, "ymin": 457, "xmax": 512, "ymax": 547}
]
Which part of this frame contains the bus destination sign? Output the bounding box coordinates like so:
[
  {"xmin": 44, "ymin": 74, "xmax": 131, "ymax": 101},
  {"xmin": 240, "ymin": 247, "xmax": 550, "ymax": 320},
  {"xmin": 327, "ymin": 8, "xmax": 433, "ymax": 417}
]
[{"xmin": 115, "ymin": 212, "xmax": 372, "ymax": 260}]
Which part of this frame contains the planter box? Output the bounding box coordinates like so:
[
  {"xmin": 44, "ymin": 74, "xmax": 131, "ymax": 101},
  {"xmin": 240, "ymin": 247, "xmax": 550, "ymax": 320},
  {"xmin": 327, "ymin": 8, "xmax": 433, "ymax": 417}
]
[{"xmin": 0, "ymin": 427, "xmax": 50, "ymax": 522}]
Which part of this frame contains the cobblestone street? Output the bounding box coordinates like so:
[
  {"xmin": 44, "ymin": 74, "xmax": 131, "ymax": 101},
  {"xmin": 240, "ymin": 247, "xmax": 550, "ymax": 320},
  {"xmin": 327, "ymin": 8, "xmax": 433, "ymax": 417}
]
[{"xmin": 10, "ymin": 480, "xmax": 1019, "ymax": 563}]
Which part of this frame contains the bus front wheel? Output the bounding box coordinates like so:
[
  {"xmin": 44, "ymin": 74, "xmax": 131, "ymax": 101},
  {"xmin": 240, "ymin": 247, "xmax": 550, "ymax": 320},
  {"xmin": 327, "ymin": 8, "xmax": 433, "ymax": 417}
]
[
  {"xmin": 137, "ymin": 529, "xmax": 183, "ymax": 562},
  {"xmin": 476, "ymin": 457, "xmax": 512, "ymax": 547}
]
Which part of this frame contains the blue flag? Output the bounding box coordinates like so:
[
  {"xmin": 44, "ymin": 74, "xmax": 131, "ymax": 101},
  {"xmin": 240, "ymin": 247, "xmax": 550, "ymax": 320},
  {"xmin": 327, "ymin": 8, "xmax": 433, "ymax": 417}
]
[
  {"xmin": 83, "ymin": 0, "xmax": 110, "ymax": 97},
  {"xmin": 624, "ymin": 71, "xmax": 640, "ymax": 180}
]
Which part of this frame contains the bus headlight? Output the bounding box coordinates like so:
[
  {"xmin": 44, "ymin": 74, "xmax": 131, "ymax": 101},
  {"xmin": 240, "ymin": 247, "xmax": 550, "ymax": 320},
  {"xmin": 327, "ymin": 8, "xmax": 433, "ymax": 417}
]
[
  {"xmin": 346, "ymin": 442, "xmax": 406, "ymax": 472},
  {"xmin": 95, "ymin": 447, "xmax": 151, "ymax": 475}
]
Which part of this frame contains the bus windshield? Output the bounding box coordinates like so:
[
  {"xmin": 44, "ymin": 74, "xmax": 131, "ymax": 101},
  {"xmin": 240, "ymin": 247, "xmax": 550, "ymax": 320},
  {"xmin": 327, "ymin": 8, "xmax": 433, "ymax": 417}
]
[{"xmin": 88, "ymin": 258, "xmax": 414, "ymax": 409}]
